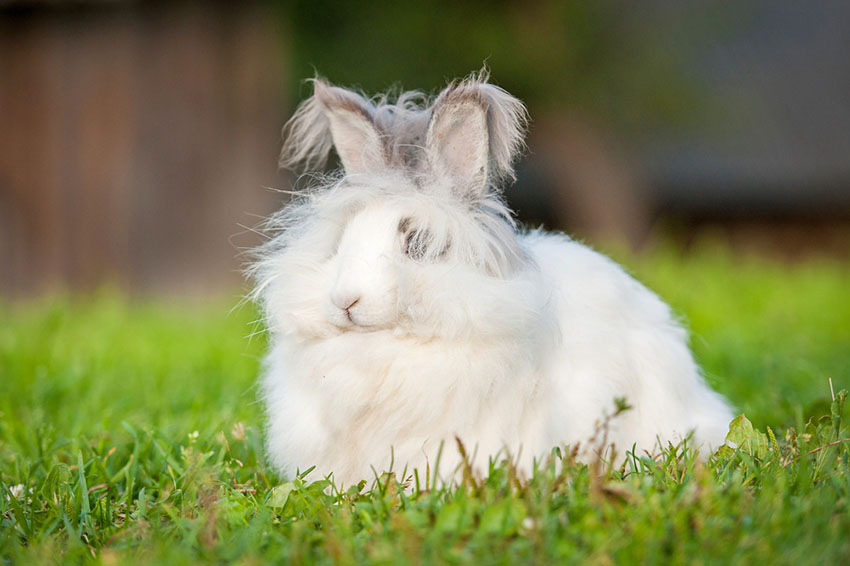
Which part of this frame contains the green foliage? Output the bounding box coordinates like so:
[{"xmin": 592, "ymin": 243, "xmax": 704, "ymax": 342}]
[{"xmin": 2, "ymin": 248, "xmax": 850, "ymax": 564}]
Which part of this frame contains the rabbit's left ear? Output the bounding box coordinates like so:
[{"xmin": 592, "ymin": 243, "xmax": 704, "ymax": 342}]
[
  {"xmin": 426, "ymin": 75, "xmax": 528, "ymax": 200},
  {"xmin": 425, "ymin": 90, "xmax": 490, "ymax": 200}
]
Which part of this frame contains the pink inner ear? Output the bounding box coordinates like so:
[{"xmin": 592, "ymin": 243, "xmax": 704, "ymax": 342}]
[
  {"xmin": 325, "ymin": 107, "xmax": 386, "ymax": 175},
  {"xmin": 314, "ymin": 82, "xmax": 387, "ymax": 175},
  {"xmin": 428, "ymin": 102, "xmax": 490, "ymax": 199},
  {"xmin": 328, "ymin": 108, "xmax": 386, "ymax": 174}
]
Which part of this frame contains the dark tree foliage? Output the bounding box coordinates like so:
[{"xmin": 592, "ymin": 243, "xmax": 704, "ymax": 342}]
[{"xmin": 279, "ymin": 0, "xmax": 721, "ymax": 130}]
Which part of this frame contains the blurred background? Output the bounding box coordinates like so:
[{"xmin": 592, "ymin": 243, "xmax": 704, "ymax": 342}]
[{"xmin": 2, "ymin": 0, "xmax": 849, "ymax": 298}]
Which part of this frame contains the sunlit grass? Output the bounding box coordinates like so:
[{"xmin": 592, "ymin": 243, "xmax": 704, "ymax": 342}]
[{"xmin": 2, "ymin": 245, "xmax": 849, "ymax": 564}]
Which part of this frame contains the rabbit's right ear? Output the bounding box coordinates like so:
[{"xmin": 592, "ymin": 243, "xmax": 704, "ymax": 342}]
[
  {"xmin": 280, "ymin": 79, "xmax": 387, "ymax": 175},
  {"xmin": 425, "ymin": 89, "xmax": 490, "ymax": 201},
  {"xmin": 425, "ymin": 72, "xmax": 528, "ymax": 201}
]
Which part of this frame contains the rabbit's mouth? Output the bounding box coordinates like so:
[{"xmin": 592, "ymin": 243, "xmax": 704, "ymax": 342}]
[
  {"xmin": 344, "ymin": 314, "xmax": 373, "ymax": 331},
  {"xmin": 330, "ymin": 307, "xmax": 397, "ymax": 333},
  {"xmin": 338, "ymin": 321, "xmax": 388, "ymax": 335}
]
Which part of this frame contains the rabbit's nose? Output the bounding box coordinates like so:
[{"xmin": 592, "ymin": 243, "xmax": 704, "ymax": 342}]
[{"xmin": 331, "ymin": 291, "xmax": 360, "ymax": 312}]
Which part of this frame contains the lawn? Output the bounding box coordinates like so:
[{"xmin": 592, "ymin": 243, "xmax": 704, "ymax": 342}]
[{"xmin": 2, "ymin": 240, "xmax": 849, "ymax": 564}]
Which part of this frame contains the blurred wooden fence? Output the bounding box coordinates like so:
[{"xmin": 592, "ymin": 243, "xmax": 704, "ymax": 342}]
[{"xmin": 0, "ymin": 3, "xmax": 287, "ymax": 297}]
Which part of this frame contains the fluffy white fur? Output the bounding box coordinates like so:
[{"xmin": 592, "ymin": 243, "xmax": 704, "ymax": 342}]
[{"xmin": 253, "ymin": 71, "xmax": 733, "ymax": 486}]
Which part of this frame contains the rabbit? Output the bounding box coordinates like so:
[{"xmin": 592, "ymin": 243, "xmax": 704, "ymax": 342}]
[{"xmin": 252, "ymin": 70, "xmax": 733, "ymax": 487}]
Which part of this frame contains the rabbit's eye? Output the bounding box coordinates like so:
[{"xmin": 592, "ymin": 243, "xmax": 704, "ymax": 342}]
[
  {"xmin": 404, "ymin": 230, "xmax": 429, "ymax": 261},
  {"xmin": 398, "ymin": 217, "xmax": 429, "ymax": 261},
  {"xmin": 398, "ymin": 216, "xmax": 450, "ymax": 261}
]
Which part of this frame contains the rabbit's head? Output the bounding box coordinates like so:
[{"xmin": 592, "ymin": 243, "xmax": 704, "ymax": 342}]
[{"xmin": 255, "ymin": 72, "xmax": 544, "ymax": 342}]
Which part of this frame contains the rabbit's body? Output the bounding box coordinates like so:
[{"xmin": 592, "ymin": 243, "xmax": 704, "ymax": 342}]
[{"xmin": 255, "ymin": 72, "xmax": 733, "ymax": 486}]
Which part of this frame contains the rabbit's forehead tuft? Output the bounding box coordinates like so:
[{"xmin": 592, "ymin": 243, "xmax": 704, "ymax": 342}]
[
  {"xmin": 339, "ymin": 201, "xmax": 436, "ymax": 241},
  {"xmin": 342, "ymin": 203, "xmax": 406, "ymax": 234}
]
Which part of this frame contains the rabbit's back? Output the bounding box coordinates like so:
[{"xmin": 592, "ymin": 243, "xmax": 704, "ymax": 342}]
[{"xmin": 523, "ymin": 231, "xmax": 733, "ymax": 455}]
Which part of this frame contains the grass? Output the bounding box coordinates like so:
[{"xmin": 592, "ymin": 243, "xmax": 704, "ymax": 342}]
[{"xmin": 2, "ymin": 241, "xmax": 850, "ymax": 564}]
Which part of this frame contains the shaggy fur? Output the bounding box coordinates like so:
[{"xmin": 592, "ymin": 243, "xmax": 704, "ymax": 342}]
[{"xmin": 253, "ymin": 71, "xmax": 733, "ymax": 486}]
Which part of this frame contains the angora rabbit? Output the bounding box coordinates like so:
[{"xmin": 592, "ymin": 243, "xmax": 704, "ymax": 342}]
[{"xmin": 253, "ymin": 71, "xmax": 733, "ymax": 486}]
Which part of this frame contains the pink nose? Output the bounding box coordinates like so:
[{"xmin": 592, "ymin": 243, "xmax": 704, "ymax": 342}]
[{"xmin": 331, "ymin": 291, "xmax": 360, "ymax": 312}]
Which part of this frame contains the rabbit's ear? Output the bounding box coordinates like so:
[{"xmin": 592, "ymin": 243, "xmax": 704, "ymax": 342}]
[
  {"xmin": 426, "ymin": 71, "xmax": 529, "ymax": 200},
  {"xmin": 279, "ymin": 79, "xmax": 387, "ymax": 175},
  {"xmin": 425, "ymin": 89, "xmax": 490, "ymax": 200},
  {"xmin": 315, "ymin": 81, "xmax": 388, "ymax": 175}
]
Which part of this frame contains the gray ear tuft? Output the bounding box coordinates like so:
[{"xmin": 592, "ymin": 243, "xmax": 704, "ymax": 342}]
[
  {"xmin": 475, "ymin": 75, "xmax": 529, "ymax": 184},
  {"xmin": 279, "ymin": 78, "xmax": 387, "ymax": 175},
  {"xmin": 279, "ymin": 78, "xmax": 334, "ymax": 172}
]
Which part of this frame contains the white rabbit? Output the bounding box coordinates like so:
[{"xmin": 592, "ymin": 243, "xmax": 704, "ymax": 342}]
[{"xmin": 252, "ymin": 71, "xmax": 733, "ymax": 486}]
